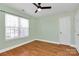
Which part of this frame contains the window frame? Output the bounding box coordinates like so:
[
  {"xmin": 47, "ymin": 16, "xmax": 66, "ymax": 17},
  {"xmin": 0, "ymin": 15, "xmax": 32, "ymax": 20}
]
[{"xmin": 5, "ymin": 13, "xmax": 29, "ymax": 40}]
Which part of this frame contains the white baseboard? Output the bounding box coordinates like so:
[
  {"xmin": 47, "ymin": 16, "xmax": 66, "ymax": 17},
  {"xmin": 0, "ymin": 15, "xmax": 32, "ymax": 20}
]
[
  {"xmin": 0, "ymin": 40, "xmax": 34, "ymax": 53},
  {"xmin": 0, "ymin": 39, "xmax": 79, "ymax": 53},
  {"xmin": 34, "ymin": 39, "xmax": 75, "ymax": 46},
  {"xmin": 34, "ymin": 39, "xmax": 79, "ymax": 52}
]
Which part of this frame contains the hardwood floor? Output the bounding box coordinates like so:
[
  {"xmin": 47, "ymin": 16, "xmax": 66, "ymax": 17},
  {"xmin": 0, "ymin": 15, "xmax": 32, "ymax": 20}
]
[{"xmin": 0, "ymin": 40, "xmax": 79, "ymax": 56}]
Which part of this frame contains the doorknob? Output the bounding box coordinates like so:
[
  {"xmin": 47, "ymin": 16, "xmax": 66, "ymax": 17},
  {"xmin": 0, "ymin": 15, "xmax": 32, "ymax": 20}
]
[
  {"xmin": 77, "ymin": 34, "xmax": 79, "ymax": 36},
  {"xmin": 60, "ymin": 32, "xmax": 62, "ymax": 34}
]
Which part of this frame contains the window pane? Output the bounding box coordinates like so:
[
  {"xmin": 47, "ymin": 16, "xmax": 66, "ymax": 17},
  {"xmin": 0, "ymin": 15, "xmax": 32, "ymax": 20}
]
[
  {"xmin": 5, "ymin": 14, "xmax": 19, "ymax": 27},
  {"xmin": 20, "ymin": 18, "xmax": 29, "ymax": 37},
  {"xmin": 20, "ymin": 18, "xmax": 29, "ymax": 28},
  {"xmin": 5, "ymin": 13, "xmax": 19, "ymax": 39},
  {"xmin": 6, "ymin": 28, "xmax": 11, "ymax": 39}
]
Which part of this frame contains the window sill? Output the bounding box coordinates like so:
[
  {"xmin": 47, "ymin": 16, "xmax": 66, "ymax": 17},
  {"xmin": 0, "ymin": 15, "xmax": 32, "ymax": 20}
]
[{"xmin": 5, "ymin": 36, "xmax": 29, "ymax": 41}]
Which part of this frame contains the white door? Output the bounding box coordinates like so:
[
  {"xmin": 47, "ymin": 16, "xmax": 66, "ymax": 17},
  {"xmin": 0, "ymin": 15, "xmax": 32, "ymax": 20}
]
[
  {"xmin": 75, "ymin": 11, "xmax": 79, "ymax": 49},
  {"xmin": 59, "ymin": 16, "xmax": 71, "ymax": 45}
]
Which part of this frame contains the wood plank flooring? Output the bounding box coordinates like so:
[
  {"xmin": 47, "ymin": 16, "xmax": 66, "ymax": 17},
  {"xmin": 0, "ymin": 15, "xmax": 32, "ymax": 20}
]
[{"xmin": 0, "ymin": 40, "xmax": 79, "ymax": 56}]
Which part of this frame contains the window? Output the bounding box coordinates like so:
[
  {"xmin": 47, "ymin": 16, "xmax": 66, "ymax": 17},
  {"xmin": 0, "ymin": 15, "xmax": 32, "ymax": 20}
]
[
  {"xmin": 5, "ymin": 13, "xmax": 29, "ymax": 40},
  {"xmin": 20, "ymin": 18, "xmax": 29, "ymax": 37}
]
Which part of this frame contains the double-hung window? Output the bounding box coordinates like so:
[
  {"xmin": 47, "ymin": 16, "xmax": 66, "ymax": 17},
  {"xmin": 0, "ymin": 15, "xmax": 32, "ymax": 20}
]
[{"xmin": 5, "ymin": 13, "xmax": 29, "ymax": 40}]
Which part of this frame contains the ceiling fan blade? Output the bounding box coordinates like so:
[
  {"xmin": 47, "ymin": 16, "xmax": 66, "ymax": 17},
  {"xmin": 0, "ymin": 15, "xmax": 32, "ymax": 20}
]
[
  {"xmin": 41, "ymin": 6, "xmax": 51, "ymax": 9},
  {"xmin": 35, "ymin": 9, "xmax": 38, "ymax": 13},
  {"xmin": 33, "ymin": 3, "xmax": 39, "ymax": 8}
]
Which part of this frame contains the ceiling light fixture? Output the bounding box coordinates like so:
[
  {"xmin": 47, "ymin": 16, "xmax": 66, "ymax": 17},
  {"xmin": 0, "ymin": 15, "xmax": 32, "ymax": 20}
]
[
  {"xmin": 38, "ymin": 8, "xmax": 41, "ymax": 11},
  {"xmin": 33, "ymin": 3, "xmax": 51, "ymax": 13}
]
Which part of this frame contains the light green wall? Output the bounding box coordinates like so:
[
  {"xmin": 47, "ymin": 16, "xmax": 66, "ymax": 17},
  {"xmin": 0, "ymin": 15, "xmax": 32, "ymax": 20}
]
[
  {"xmin": 35, "ymin": 11, "xmax": 76, "ymax": 45},
  {"xmin": 36, "ymin": 16, "xmax": 59, "ymax": 42},
  {"xmin": 29, "ymin": 18, "xmax": 38, "ymax": 39},
  {"xmin": 0, "ymin": 4, "xmax": 37, "ymax": 50}
]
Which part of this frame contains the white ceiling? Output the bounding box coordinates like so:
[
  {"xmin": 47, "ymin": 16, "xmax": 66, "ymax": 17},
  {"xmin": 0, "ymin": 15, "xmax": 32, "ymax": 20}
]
[{"xmin": 2, "ymin": 3, "xmax": 79, "ymax": 17}]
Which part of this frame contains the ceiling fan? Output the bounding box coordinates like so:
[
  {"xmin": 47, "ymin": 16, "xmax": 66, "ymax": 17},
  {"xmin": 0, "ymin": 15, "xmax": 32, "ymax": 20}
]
[{"xmin": 33, "ymin": 3, "xmax": 52, "ymax": 13}]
